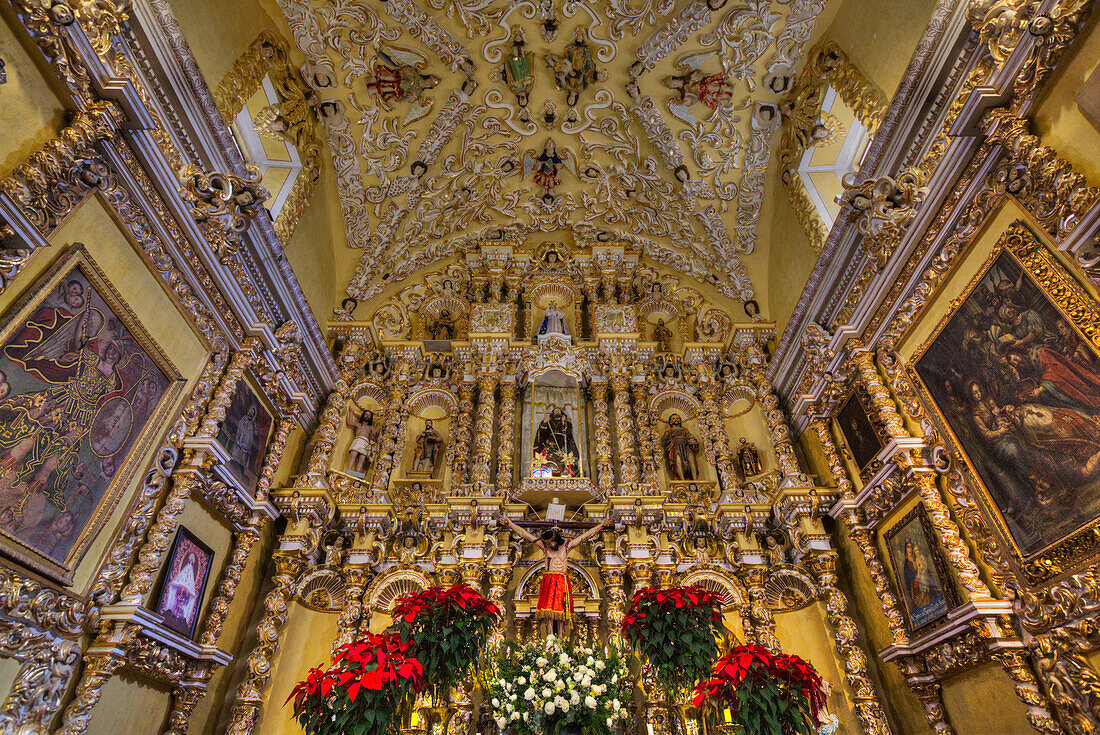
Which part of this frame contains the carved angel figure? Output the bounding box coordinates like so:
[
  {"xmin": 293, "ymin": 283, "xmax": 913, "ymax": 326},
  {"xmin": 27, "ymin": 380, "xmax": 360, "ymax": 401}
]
[
  {"xmin": 365, "ymin": 44, "xmax": 439, "ymax": 124},
  {"xmin": 663, "ymin": 52, "xmax": 734, "ymax": 126},
  {"xmin": 522, "ymin": 139, "xmax": 577, "ymax": 199},
  {"xmin": 544, "ymin": 28, "xmax": 604, "ymax": 106}
]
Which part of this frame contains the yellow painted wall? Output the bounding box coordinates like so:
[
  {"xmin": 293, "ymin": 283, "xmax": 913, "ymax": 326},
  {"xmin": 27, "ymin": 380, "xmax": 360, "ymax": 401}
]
[
  {"xmin": 940, "ymin": 663, "xmax": 1033, "ymax": 735},
  {"xmin": 1033, "ymin": 12, "xmax": 1100, "ymax": 183},
  {"xmin": 255, "ymin": 603, "xmax": 340, "ymax": 735},
  {"xmin": 170, "ymin": 0, "xmax": 281, "ymax": 97},
  {"xmin": 763, "ymin": 163, "xmax": 815, "ymax": 334},
  {"xmin": 87, "ymin": 672, "xmax": 170, "ymax": 735},
  {"xmin": 0, "ymin": 14, "xmax": 66, "ymax": 177}
]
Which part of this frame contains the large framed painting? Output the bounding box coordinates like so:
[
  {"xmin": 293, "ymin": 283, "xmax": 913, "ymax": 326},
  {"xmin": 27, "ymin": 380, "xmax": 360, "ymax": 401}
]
[
  {"xmin": 152, "ymin": 526, "xmax": 214, "ymax": 639},
  {"xmin": 215, "ymin": 378, "xmax": 272, "ymax": 494},
  {"xmin": 0, "ymin": 247, "xmax": 180, "ymax": 583},
  {"xmin": 883, "ymin": 504, "xmax": 957, "ymax": 632},
  {"xmin": 912, "ymin": 221, "xmax": 1100, "ymax": 583},
  {"xmin": 835, "ymin": 391, "xmax": 885, "ymax": 472}
]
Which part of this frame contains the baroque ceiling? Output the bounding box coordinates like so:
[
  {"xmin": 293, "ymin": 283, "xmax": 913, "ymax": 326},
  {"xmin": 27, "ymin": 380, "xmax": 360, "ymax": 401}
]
[{"xmin": 267, "ymin": 0, "xmax": 833, "ymax": 304}]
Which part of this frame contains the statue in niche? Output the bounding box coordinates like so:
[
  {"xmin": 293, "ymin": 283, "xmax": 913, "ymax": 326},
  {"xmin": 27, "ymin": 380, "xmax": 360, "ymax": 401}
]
[
  {"xmin": 427, "ymin": 309, "xmax": 456, "ymax": 340},
  {"xmin": 737, "ymin": 437, "xmax": 762, "ymax": 478},
  {"xmin": 323, "ymin": 534, "xmax": 346, "ymax": 566},
  {"xmin": 653, "ymin": 318, "xmax": 673, "ymax": 352},
  {"xmin": 346, "ymin": 407, "xmax": 379, "ymax": 475},
  {"xmin": 411, "ymin": 419, "xmax": 445, "ymax": 476},
  {"xmin": 762, "ymin": 532, "xmax": 787, "ymax": 568},
  {"xmin": 538, "ymin": 300, "xmax": 570, "ymax": 338},
  {"xmin": 661, "ymin": 413, "xmax": 701, "ymax": 480},
  {"xmin": 533, "ymin": 407, "xmax": 581, "ymax": 477}
]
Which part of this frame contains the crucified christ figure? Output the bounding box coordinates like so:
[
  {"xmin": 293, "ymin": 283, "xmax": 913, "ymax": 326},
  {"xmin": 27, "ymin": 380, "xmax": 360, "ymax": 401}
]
[{"xmin": 499, "ymin": 513, "xmax": 611, "ymax": 637}]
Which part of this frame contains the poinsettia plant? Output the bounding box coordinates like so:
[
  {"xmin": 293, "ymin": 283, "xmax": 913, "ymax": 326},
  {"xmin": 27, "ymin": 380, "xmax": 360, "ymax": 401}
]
[
  {"xmin": 621, "ymin": 585, "xmax": 724, "ymax": 698},
  {"xmin": 392, "ymin": 583, "xmax": 502, "ymax": 704},
  {"xmin": 287, "ymin": 632, "xmax": 424, "ymax": 735},
  {"xmin": 693, "ymin": 644, "xmax": 826, "ymax": 735}
]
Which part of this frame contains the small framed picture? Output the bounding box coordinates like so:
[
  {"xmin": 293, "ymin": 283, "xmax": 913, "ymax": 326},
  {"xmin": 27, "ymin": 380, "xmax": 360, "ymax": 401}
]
[
  {"xmin": 883, "ymin": 504, "xmax": 958, "ymax": 633},
  {"xmin": 835, "ymin": 391, "xmax": 886, "ymax": 472},
  {"xmin": 152, "ymin": 527, "xmax": 214, "ymax": 639}
]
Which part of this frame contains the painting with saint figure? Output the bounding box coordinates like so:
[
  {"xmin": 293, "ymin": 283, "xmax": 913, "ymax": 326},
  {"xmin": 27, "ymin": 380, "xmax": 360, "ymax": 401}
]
[
  {"xmin": 915, "ymin": 249, "xmax": 1100, "ymax": 558},
  {"xmin": 884, "ymin": 505, "xmax": 952, "ymax": 631},
  {"xmin": 152, "ymin": 526, "xmax": 214, "ymax": 638},
  {"xmin": 0, "ymin": 252, "xmax": 173, "ymax": 575},
  {"xmin": 836, "ymin": 393, "xmax": 883, "ymax": 471},
  {"xmin": 216, "ymin": 380, "xmax": 272, "ymax": 494}
]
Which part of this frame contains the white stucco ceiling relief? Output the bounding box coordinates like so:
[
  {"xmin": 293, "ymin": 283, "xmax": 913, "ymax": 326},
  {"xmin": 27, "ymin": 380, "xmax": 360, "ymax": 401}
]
[{"xmin": 268, "ymin": 0, "xmax": 831, "ymax": 302}]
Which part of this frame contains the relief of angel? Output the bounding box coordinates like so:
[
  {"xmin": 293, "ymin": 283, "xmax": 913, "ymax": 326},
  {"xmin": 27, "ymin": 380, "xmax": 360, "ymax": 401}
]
[
  {"xmin": 662, "ymin": 52, "xmax": 735, "ymax": 126},
  {"xmin": 522, "ymin": 139, "xmax": 577, "ymax": 202},
  {"xmin": 364, "ymin": 44, "xmax": 440, "ymax": 124},
  {"xmin": 544, "ymin": 27, "xmax": 606, "ymax": 107}
]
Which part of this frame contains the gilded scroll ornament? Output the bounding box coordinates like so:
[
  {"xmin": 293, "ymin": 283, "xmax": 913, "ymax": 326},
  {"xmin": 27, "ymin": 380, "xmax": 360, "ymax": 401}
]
[{"xmin": 178, "ymin": 165, "xmax": 269, "ymax": 264}]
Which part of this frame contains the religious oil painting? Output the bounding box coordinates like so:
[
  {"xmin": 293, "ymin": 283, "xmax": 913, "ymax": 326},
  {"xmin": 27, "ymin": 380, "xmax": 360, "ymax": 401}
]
[
  {"xmin": 836, "ymin": 392, "xmax": 884, "ymax": 472},
  {"xmin": 884, "ymin": 504, "xmax": 953, "ymax": 632},
  {"xmin": 153, "ymin": 526, "xmax": 214, "ymax": 639},
  {"xmin": 0, "ymin": 247, "xmax": 177, "ymax": 581},
  {"xmin": 215, "ymin": 379, "xmax": 272, "ymax": 494},
  {"xmin": 914, "ymin": 226, "xmax": 1100, "ymax": 561}
]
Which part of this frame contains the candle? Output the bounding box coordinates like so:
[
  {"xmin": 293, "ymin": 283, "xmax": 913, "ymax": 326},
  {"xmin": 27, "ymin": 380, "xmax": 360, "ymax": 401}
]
[
  {"xmin": 411, "ymin": 712, "xmax": 420, "ymax": 727},
  {"xmin": 723, "ymin": 708, "xmax": 732, "ymax": 724}
]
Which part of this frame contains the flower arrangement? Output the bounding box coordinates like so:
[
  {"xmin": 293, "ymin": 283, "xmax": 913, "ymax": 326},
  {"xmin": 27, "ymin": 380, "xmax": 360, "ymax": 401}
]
[
  {"xmin": 533, "ymin": 450, "xmax": 579, "ymax": 477},
  {"xmin": 482, "ymin": 635, "xmax": 630, "ymax": 735},
  {"xmin": 287, "ymin": 632, "xmax": 424, "ymax": 735},
  {"xmin": 392, "ymin": 583, "xmax": 502, "ymax": 704},
  {"xmin": 621, "ymin": 585, "xmax": 724, "ymax": 698},
  {"xmin": 692, "ymin": 644, "xmax": 826, "ymax": 735}
]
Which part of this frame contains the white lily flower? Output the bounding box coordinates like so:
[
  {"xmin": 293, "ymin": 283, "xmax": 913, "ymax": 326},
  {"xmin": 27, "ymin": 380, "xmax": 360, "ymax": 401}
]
[
  {"xmin": 594, "ymin": 660, "xmax": 605, "ymax": 671},
  {"xmin": 495, "ymin": 717, "xmax": 507, "ymax": 729},
  {"xmin": 585, "ymin": 696, "xmax": 598, "ymax": 709},
  {"xmin": 492, "ymin": 698, "xmax": 500, "ymax": 707},
  {"xmin": 543, "ymin": 688, "xmax": 552, "ymax": 699},
  {"xmin": 544, "ymin": 670, "xmax": 556, "ymax": 682},
  {"xmin": 545, "ymin": 702, "xmax": 556, "ymax": 716},
  {"xmin": 525, "ymin": 688, "xmax": 536, "ymax": 700}
]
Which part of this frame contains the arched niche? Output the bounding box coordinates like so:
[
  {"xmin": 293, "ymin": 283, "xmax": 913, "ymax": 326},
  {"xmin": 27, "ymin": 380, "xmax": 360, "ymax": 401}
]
[
  {"xmin": 521, "ymin": 367, "xmax": 591, "ymax": 482},
  {"xmin": 651, "ymin": 391, "xmax": 711, "ymax": 486},
  {"xmin": 400, "ymin": 388, "xmax": 455, "ymax": 482}
]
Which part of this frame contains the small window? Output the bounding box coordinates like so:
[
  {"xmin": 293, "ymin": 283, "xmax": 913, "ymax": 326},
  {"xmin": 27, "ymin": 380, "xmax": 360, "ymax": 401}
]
[
  {"xmin": 796, "ymin": 86, "xmax": 871, "ymax": 229},
  {"xmin": 231, "ymin": 75, "xmax": 304, "ymax": 219}
]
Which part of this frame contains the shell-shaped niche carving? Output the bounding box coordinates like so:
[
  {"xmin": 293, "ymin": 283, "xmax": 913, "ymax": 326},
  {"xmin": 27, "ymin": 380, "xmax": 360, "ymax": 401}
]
[
  {"xmin": 651, "ymin": 390, "xmax": 702, "ymax": 421},
  {"xmin": 679, "ymin": 569, "xmax": 745, "ymax": 610},
  {"xmin": 297, "ymin": 569, "xmax": 347, "ymax": 612},
  {"xmin": 367, "ymin": 568, "xmax": 432, "ymax": 613},
  {"xmin": 762, "ymin": 568, "xmax": 818, "ymax": 612}
]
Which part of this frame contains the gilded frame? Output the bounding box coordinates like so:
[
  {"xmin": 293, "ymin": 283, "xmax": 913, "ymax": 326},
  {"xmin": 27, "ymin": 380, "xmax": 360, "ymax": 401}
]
[
  {"xmin": 0, "ymin": 245, "xmax": 183, "ymax": 584},
  {"xmin": 909, "ymin": 221, "xmax": 1100, "ymax": 586},
  {"xmin": 881, "ymin": 503, "xmax": 960, "ymax": 634},
  {"xmin": 833, "ymin": 385, "xmax": 888, "ymax": 478}
]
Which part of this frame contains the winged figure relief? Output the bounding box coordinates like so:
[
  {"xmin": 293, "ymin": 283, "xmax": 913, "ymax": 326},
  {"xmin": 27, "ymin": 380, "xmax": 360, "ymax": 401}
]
[
  {"xmin": 365, "ymin": 43, "xmax": 439, "ymax": 125},
  {"xmin": 522, "ymin": 139, "xmax": 578, "ymax": 202},
  {"xmin": 662, "ymin": 51, "xmax": 735, "ymax": 126}
]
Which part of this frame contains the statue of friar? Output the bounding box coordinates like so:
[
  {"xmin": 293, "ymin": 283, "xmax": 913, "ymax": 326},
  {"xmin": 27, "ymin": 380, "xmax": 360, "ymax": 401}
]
[
  {"xmin": 533, "ymin": 407, "xmax": 581, "ymax": 477},
  {"xmin": 412, "ymin": 419, "xmax": 445, "ymax": 476},
  {"xmin": 661, "ymin": 413, "xmax": 701, "ymax": 481}
]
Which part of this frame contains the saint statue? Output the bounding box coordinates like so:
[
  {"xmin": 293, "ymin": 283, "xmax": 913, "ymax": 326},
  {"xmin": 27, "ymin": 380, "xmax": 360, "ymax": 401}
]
[
  {"xmin": 499, "ymin": 515, "xmax": 611, "ymax": 636},
  {"xmin": 537, "ymin": 300, "xmax": 569, "ymax": 337},
  {"xmin": 653, "ymin": 319, "xmax": 673, "ymax": 352},
  {"xmin": 737, "ymin": 437, "xmax": 762, "ymax": 477},
  {"xmin": 346, "ymin": 407, "xmax": 379, "ymax": 475},
  {"xmin": 661, "ymin": 413, "xmax": 701, "ymax": 480},
  {"xmin": 427, "ymin": 309, "xmax": 456, "ymax": 341},
  {"xmin": 533, "ymin": 407, "xmax": 581, "ymax": 477},
  {"xmin": 412, "ymin": 419, "xmax": 445, "ymax": 476}
]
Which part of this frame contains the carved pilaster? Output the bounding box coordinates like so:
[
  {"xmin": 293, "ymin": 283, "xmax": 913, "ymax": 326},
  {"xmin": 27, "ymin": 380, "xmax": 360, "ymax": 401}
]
[
  {"xmin": 601, "ymin": 566, "xmax": 627, "ymax": 649},
  {"xmin": 471, "ymin": 374, "xmax": 499, "ymax": 491},
  {"xmin": 302, "ymin": 379, "xmax": 349, "ymax": 485},
  {"xmin": 699, "ymin": 385, "xmax": 737, "ymax": 495},
  {"xmin": 908, "ymin": 471, "xmax": 991, "ymax": 599},
  {"xmin": 748, "ymin": 370, "xmax": 803, "ymax": 481},
  {"xmin": 811, "ymin": 553, "xmax": 894, "ymax": 735},
  {"xmin": 255, "ymin": 413, "xmax": 296, "ymax": 502},
  {"xmin": 742, "ymin": 573, "xmax": 781, "ymax": 654},
  {"xmin": 371, "ymin": 384, "xmax": 408, "ymax": 495},
  {"xmin": 849, "ymin": 524, "xmax": 908, "ymax": 645},
  {"xmin": 811, "ymin": 419, "xmax": 856, "ymax": 501},
  {"xmin": 610, "ymin": 374, "xmax": 639, "ymax": 488},
  {"xmin": 448, "ymin": 381, "xmax": 476, "ymax": 488},
  {"xmin": 994, "ymin": 650, "xmax": 1062, "ymax": 734},
  {"xmin": 332, "ymin": 570, "xmax": 369, "ymax": 657},
  {"xmin": 910, "ymin": 681, "xmax": 955, "ymax": 735},
  {"xmin": 589, "ymin": 383, "xmax": 616, "ymax": 496},
  {"xmin": 849, "ymin": 348, "xmax": 908, "ymax": 440},
  {"xmin": 56, "ymin": 625, "xmax": 140, "ymax": 735},
  {"xmin": 198, "ymin": 523, "xmax": 261, "ymax": 647},
  {"xmin": 631, "ymin": 381, "xmax": 659, "ymax": 490},
  {"xmin": 226, "ymin": 553, "xmax": 303, "ymax": 735},
  {"xmin": 198, "ymin": 339, "xmax": 261, "ymax": 439},
  {"xmin": 162, "ymin": 683, "xmax": 207, "ymax": 735},
  {"xmin": 497, "ymin": 382, "xmax": 517, "ymax": 495}
]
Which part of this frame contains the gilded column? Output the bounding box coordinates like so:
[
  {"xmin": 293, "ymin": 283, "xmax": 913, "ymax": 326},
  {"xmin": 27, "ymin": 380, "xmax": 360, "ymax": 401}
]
[
  {"xmin": 302, "ymin": 378, "xmax": 349, "ymax": 486},
  {"xmin": 699, "ymin": 385, "xmax": 738, "ymax": 494},
  {"xmin": 226, "ymin": 553, "xmax": 303, "ymax": 735},
  {"xmin": 56, "ymin": 625, "xmax": 140, "ymax": 735},
  {"xmin": 197, "ymin": 523, "xmax": 261, "ymax": 647},
  {"xmin": 849, "ymin": 348, "xmax": 908, "ymax": 440},
  {"xmin": 910, "ymin": 682, "xmax": 956, "ymax": 735},
  {"xmin": 601, "ymin": 566, "xmax": 627, "ymax": 648},
  {"xmin": 809, "ymin": 552, "xmax": 894, "ymax": 735},
  {"xmin": 993, "ymin": 650, "xmax": 1061, "ymax": 735},
  {"xmin": 0, "ymin": 635, "xmax": 79, "ymax": 734},
  {"xmin": 447, "ymin": 381, "xmax": 476, "ymax": 488},
  {"xmin": 254, "ymin": 411, "xmax": 297, "ymax": 503},
  {"xmin": 370, "ymin": 383, "xmax": 408, "ymax": 495},
  {"xmin": 630, "ymin": 381, "xmax": 659, "ymax": 490},
  {"xmin": 610, "ymin": 374, "xmax": 639, "ymax": 488},
  {"xmin": 589, "ymin": 382, "xmax": 616, "ymax": 496},
  {"xmin": 496, "ymin": 381, "xmax": 517, "ymax": 495},
  {"xmin": 742, "ymin": 572, "xmax": 782, "ymax": 654},
  {"xmin": 162, "ymin": 684, "xmax": 207, "ymax": 735},
  {"xmin": 470, "ymin": 373, "xmax": 499, "ymax": 492},
  {"xmin": 332, "ymin": 569, "xmax": 369, "ymax": 657},
  {"xmin": 748, "ymin": 369, "xmax": 803, "ymax": 481},
  {"xmin": 909, "ymin": 471, "xmax": 992, "ymax": 599},
  {"xmin": 487, "ymin": 561, "xmax": 514, "ymax": 645}
]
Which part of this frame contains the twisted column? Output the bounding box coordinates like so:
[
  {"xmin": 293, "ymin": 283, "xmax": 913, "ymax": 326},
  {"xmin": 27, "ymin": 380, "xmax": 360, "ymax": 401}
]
[
  {"xmin": 910, "ymin": 682, "xmax": 955, "ymax": 735},
  {"xmin": 254, "ymin": 412, "xmax": 296, "ymax": 502},
  {"xmin": 630, "ymin": 381, "xmax": 659, "ymax": 490},
  {"xmin": 447, "ymin": 381, "xmax": 476, "ymax": 488},
  {"xmin": 301, "ymin": 378, "xmax": 348, "ymax": 485},
  {"xmin": 993, "ymin": 650, "xmax": 1061, "ymax": 734},
  {"xmin": 601, "ymin": 566, "xmax": 627, "ymax": 648},
  {"xmin": 496, "ymin": 381, "xmax": 517, "ymax": 495},
  {"xmin": 747, "ymin": 369, "xmax": 803, "ymax": 481},
  {"xmin": 811, "ymin": 419, "xmax": 856, "ymax": 502},
  {"xmin": 370, "ymin": 384, "xmax": 408, "ymax": 495},
  {"xmin": 162, "ymin": 683, "xmax": 207, "ymax": 735},
  {"xmin": 810, "ymin": 553, "xmax": 894, "ymax": 735},
  {"xmin": 470, "ymin": 374, "xmax": 498, "ymax": 491},
  {"xmin": 332, "ymin": 570, "xmax": 369, "ymax": 657},
  {"xmin": 849, "ymin": 348, "xmax": 908, "ymax": 440},
  {"xmin": 198, "ymin": 523, "xmax": 261, "ymax": 647},
  {"xmin": 742, "ymin": 572, "xmax": 782, "ymax": 654},
  {"xmin": 587, "ymin": 383, "xmax": 616, "ymax": 496},
  {"xmin": 56, "ymin": 625, "xmax": 140, "ymax": 735},
  {"xmin": 699, "ymin": 385, "xmax": 738, "ymax": 494},
  {"xmin": 610, "ymin": 374, "xmax": 639, "ymax": 488},
  {"xmin": 226, "ymin": 554, "xmax": 303, "ymax": 735}
]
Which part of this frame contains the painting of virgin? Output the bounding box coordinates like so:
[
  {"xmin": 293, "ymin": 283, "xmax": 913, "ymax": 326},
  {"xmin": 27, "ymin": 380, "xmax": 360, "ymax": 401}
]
[
  {"xmin": 0, "ymin": 249, "xmax": 174, "ymax": 577},
  {"xmin": 836, "ymin": 393, "xmax": 884, "ymax": 472},
  {"xmin": 915, "ymin": 246, "xmax": 1100, "ymax": 558},
  {"xmin": 215, "ymin": 380, "xmax": 272, "ymax": 493},
  {"xmin": 884, "ymin": 505, "xmax": 953, "ymax": 632},
  {"xmin": 153, "ymin": 527, "xmax": 214, "ymax": 638}
]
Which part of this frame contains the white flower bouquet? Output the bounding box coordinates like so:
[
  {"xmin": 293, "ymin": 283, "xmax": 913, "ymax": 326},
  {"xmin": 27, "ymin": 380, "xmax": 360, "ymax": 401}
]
[{"xmin": 482, "ymin": 635, "xmax": 630, "ymax": 735}]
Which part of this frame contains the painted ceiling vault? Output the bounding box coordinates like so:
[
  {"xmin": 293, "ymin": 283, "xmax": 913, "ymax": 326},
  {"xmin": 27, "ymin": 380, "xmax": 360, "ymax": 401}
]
[{"xmin": 266, "ymin": 0, "xmax": 832, "ymax": 304}]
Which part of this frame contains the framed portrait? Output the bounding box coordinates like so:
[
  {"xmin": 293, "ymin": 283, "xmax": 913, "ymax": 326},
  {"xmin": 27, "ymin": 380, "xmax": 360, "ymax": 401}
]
[
  {"xmin": 0, "ymin": 246, "xmax": 180, "ymax": 583},
  {"xmin": 883, "ymin": 504, "xmax": 957, "ymax": 632},
  {"xmin": 152, "ymin": 526, "xmax": 214, "ymax": 639},
  {"xmin": 835, "ymin": 391, "xmax": 885, "ymax": 472},
  {"xmin": 215, "ymin": 378, "xmax": 272, "ymax": 494},
  {"xmin": 912, "ymin": 221, "xmax": 1100, "ymax": 584}
]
